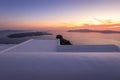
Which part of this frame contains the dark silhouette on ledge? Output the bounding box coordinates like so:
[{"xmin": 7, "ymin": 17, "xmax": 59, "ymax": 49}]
[{"xmin": 56, "ymin": 35, "xmax": 72, "ymax": 45}]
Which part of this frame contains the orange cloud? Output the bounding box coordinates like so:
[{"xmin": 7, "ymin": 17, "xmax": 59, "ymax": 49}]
[
  {"xmin": 79, "ymin": 23, "xmax": 120, "ymax": 31},
  {"xmin": 94, "ymin": 18, "xmax": 113, "ymax": 24}
]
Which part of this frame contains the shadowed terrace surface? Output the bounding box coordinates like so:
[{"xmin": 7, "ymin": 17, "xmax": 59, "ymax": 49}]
[
  {"xmin": 0, "ymin": 39, "xmax": 120, "ymax": 80},
  {"xmin": 0, "ymin": 52, "xmax": 120, "ymax": 80}
]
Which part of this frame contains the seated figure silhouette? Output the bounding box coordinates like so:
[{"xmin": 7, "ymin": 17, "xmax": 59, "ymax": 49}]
[{"xmin": 56, "ymin": 35, "xmax": 72, "ymax": 45}]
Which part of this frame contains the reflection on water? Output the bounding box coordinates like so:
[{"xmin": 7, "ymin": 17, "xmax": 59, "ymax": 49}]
[
  {"xmin": 43, "ymin": 30, "xmax": 120, "ymax": 47},
  {"xmin": 1, "ymin": 30, "xmax": 119, "ymax": 47}
]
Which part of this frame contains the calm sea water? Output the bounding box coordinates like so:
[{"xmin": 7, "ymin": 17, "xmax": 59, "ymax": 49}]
[
  {"xmin": 39, "ymin": 30, "xmax": 120, "ymax": 47},
  {"xmin": 1, "ymin": 30, "xmax": 119, "ymax": 47}
]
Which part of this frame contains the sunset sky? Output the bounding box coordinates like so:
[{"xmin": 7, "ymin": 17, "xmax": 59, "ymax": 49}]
[{"xmin": 0, "ymin": 0, "xmax": 120, "ymax": 30}]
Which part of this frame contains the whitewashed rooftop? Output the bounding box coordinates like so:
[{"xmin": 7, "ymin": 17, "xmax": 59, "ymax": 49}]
[
  {"xmin": 0, "ymin": 44, "xmax": 16, "ymax": 51},
  {"xmin": 0, "ymin": 52, "xmax": 120, "ymax": 80},
  {"xmin": 0, "ymin": 39, "xmax": 58, "ymax": 53},
  {"xmin": 0, "ymin": 39, "xmax": 119, "ymax": 53},
  {"xmin": 0, "ymin": 39, "xmax": 120, "ymax": 80}
]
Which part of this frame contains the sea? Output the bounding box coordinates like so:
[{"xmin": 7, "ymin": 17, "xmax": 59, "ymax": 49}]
[
  {"xmin": 0, "ymin": 30, "xmax": 120, "ymax": 47},
  {"xmin": 40, "ymin": 30, "xmax": 120, "ymax": 47}
]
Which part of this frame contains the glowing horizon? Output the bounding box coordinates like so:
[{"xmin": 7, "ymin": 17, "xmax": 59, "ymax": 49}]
[{"xmin": 0, "ymin": 0, "xmax": 120, "ymax": 30}]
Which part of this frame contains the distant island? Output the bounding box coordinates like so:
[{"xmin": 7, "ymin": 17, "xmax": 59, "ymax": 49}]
[
  {"xmin": 68, "ymin": 29, "xmax": 120, "ymax": 34},
  {"xmin": 7, "ymin": 32, "xmax": 52, "ymax": 38}
]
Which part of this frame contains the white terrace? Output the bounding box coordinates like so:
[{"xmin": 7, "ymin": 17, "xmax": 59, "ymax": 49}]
[
  {"xmin": 0, "ymin": 39, "xmax": 120, "ymax": 80},
  {"xmin": 0, "ymin": 39, "xmax": 119, "ymax": 53}
]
